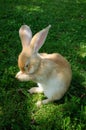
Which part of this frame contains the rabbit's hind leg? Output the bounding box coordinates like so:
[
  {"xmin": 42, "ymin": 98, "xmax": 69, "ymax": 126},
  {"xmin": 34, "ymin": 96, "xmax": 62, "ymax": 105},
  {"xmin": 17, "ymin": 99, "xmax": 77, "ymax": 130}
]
[
  {"xmin": 36, "ymin": 98, "xmax": 53, "ymax": 107},
  {"xmin": 28, "ymin": 86, "xmax": 43, "ymax": 94}
]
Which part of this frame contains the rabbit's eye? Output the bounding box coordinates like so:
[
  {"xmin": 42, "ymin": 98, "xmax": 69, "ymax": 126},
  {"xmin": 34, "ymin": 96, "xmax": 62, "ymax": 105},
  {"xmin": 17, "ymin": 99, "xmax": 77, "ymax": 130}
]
[{"xmin": 25, "ymin": 64, "xmax": 28, "ymax": 68}]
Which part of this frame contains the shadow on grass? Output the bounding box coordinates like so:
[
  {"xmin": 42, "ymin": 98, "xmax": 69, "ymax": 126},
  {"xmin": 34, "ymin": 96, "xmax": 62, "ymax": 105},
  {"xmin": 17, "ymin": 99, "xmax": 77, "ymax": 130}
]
[{"xmin": 0, "ymin": 67, "xmax": 33, "ymax": 129}]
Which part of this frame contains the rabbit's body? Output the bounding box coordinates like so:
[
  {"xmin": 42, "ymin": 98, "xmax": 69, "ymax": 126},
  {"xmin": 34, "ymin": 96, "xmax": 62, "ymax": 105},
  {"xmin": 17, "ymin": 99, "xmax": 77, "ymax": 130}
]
[
  {"xmin": 30, "ymin": 53, "xmax": 71, "ymax": 98},
  {"xmin": 16, "ymin": 25, "xmax": 72, "ymax": 106}
]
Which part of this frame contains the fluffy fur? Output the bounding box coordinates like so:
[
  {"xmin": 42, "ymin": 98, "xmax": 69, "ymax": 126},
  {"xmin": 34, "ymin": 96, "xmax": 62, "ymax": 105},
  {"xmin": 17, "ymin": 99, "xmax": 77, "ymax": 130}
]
[{"xmin": 16, "ymin": 25, "xmax": 72, "ymax": 106}]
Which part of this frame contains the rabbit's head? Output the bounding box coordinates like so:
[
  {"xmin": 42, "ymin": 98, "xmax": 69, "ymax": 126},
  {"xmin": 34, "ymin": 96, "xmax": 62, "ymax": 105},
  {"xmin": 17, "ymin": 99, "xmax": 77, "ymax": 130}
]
[{"xmin": 16, "ymin": 25, "xmax": 51, "ymax": 80}]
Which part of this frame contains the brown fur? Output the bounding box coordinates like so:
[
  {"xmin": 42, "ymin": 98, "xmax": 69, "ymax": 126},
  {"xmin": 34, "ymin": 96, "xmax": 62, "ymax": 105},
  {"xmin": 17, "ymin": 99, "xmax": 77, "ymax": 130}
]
[
  {"xmin": 18, "ymin": 52, "xmax": 72, "ymax": 84},
  {"xmin": 18, "ymin": 52, "xmax": 28, "ymax": 72},
  {"xmin": 16, "ymin": 25, "xmax": 72, "ymax": 106},
  {"xmin": 39, "ymin": 53, "xmax": 72, "ymax": 87}
]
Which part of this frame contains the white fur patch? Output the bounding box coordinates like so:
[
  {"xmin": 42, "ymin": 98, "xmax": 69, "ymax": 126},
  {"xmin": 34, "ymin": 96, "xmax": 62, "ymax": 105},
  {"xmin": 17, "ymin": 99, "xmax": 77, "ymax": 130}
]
[{"xmin": 38, "ymin": 76, "xmax": 65, "ymax": 100}]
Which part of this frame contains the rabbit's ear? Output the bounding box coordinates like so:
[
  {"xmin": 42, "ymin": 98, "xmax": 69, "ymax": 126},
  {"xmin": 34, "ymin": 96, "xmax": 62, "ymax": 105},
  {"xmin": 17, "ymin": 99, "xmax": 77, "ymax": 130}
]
[
  {"xmin": 19, "ymin": 25, "xmax": 32, "ymax": 48},
  {"xmin": 30, "ymin": 25, "xmax": 51, "ymax": 53}
]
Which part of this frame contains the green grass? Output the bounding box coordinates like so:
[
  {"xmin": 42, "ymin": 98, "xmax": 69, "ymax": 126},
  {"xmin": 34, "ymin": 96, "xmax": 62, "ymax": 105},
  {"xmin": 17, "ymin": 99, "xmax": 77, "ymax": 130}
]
[{"xmin": 0, "ymin": 0, "xmax": 86, "ymax": 129}]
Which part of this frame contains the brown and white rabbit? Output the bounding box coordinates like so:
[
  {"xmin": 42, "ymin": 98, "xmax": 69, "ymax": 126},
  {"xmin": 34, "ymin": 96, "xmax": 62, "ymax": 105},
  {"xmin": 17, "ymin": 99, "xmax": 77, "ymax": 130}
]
[{"xmin": 16, "ymin": 25, "xmax": 72, "ymax": 106}]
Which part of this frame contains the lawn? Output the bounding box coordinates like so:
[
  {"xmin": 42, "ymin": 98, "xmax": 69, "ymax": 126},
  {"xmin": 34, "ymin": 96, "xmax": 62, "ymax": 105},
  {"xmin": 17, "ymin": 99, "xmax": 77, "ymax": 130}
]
[{"xmin": 0, "ymin": 0, "xmax": 86, "ymax": 129}]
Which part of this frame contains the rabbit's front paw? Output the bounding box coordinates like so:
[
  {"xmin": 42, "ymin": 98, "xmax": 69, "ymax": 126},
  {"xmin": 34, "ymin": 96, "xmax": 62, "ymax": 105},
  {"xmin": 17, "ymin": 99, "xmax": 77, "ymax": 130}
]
[{"xmin": 15, "ymin": 71, "xmax": 30, "ymax": 81}]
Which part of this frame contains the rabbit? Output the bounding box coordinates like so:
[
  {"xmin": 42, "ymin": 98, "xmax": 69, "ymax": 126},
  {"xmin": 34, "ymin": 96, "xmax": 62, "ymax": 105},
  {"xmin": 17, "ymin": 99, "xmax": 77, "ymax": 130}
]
[{"xmin": 16, "ymin": 25, "xmax": 72, "ymax": 107}]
